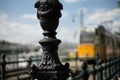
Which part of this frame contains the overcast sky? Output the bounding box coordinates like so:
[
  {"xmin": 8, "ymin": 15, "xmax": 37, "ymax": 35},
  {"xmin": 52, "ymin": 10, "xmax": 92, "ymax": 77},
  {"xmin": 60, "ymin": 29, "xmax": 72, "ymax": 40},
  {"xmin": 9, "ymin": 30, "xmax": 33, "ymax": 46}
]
[{"xmin": 0, "ymin": 0, "xmax": 120, "ymax": 44}]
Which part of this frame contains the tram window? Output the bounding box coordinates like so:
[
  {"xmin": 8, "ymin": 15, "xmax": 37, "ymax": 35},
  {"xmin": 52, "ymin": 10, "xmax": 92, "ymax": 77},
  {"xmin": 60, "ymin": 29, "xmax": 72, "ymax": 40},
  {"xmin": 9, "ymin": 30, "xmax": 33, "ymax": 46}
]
[
  {"xmin": 117, "ymin": 42, "xmax": 120, "ymax": 47},
  {"xmin": 80, "ymin": 32, "xmax": 95, "ymax": 43},
  {"xmin": 95, "ymin": 36, "xmax": 100, "ymax": 44},
  {"xmin": 106, "ymin": 37, "xmax": 113, "ymax": 47},
  {"xmin": 100, "ymin": 34, "xmax": 105, "ymax": 44}
]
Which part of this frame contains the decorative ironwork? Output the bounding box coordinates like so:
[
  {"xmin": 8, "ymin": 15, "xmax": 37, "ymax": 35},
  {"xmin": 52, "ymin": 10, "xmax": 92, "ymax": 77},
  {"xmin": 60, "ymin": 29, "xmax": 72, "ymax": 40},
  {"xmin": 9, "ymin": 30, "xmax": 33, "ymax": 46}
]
[{"xmin": 31, "ymin": 0, "xmax": 70, "ymax": 80}]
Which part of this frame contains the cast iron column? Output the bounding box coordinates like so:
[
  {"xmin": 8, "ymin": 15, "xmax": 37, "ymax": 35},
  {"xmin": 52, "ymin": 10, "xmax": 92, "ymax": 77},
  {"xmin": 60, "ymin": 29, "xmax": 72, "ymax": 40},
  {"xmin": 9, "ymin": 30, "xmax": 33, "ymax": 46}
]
[{"xmin": 31, "ymin": 0, "xmax": 70, "ymax": 80}]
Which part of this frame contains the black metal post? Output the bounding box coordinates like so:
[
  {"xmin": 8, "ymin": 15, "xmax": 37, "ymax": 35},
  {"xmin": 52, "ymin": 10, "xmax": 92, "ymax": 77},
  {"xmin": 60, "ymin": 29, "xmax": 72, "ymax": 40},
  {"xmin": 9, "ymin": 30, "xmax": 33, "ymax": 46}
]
[
  {"xmin": 1, "ymin": 54, "xmax": 6, "ymax": 80},
  {"xmin": 31, "ymin": 0, "xmax": 70, "ymax": 80},
  {"xmin": 104, "ymin": 61, "xmax": 107, "ymax": 80},
  {"xmin": 96, "ymin": 53, "xmax": 103, "ymax": 80},
  {"xmin": 108, "ymin": 58, "xmax": 111, "ymax": 80},
  {"xmin": 28, "ymin": 57, "xmax": 32, "ymax": 71},
  {"xmin": 81, "ymin": 61, "xmax": 89, "ymax": 80},
  {"xmin": 92, "ymin": 64, "xmax": 96, "ymax": 80},
  {"xmin": 113, "ymin": 57, "xmax": 118, "ymax": 80},
  {"xmin": 119, "ymin": 57, "xmax": 120, "ymax": 77}
]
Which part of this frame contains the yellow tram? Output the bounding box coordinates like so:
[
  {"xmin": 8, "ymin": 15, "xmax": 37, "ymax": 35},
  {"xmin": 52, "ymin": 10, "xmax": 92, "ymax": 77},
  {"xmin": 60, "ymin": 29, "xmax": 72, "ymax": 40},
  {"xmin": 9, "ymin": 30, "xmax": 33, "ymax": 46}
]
[{"xmin": 77, "ymin": 25, "xmax": 120, "ymax": 63}]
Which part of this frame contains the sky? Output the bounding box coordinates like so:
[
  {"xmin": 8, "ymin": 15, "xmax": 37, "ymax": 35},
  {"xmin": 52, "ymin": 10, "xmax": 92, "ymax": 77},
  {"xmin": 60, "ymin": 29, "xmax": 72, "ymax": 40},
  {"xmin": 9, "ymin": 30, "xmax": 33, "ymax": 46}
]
[{"xmin": 0, "ymin": 0, "xmax": 120, "ymax": 44}]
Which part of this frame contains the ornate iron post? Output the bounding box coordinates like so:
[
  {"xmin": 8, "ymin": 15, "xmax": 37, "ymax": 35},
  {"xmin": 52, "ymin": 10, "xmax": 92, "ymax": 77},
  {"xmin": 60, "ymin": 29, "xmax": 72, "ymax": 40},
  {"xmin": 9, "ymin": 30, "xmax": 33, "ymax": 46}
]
[
  {"xmin": 1, "ymin": 54, "xmax": 6, "ymax": 80},
  {"xmin": 31, "ymin": 0, "xmax": 70, "ymax": 80}
]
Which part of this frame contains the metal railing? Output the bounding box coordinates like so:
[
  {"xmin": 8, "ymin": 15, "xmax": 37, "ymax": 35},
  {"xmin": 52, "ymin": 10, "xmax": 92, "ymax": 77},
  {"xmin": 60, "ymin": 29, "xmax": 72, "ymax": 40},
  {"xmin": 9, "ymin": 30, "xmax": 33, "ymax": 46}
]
[
  {"xmin": 0, "ymin": 54, "xmax": 41, "ymax": 80},
  {"xmin": 0, "ymin": 53, "xmax": 120, "ymax": 80},
  {"xmin": 67, "ymin": 53, "xmax": 120, "ymax": 80}
]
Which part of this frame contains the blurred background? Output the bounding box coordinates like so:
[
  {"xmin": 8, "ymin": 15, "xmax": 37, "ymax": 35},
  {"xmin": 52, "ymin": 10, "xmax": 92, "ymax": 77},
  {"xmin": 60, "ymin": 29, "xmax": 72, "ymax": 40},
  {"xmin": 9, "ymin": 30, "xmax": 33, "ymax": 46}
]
[{"xmin": 0, "ymin": 0, "xmax": 120, "ymax": 79}]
